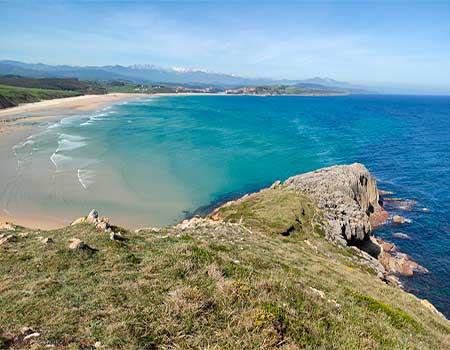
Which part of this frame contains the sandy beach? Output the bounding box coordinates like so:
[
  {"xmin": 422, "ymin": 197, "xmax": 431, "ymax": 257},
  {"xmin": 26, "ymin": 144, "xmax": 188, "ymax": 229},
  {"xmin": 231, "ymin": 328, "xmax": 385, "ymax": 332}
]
[
  {"xmin": 0, "ymin": 93, "xmax": 146, "ymax": 133},
  {"xmin": 0, "ymin": 93, "xmax": 148, "ymax": 229}
]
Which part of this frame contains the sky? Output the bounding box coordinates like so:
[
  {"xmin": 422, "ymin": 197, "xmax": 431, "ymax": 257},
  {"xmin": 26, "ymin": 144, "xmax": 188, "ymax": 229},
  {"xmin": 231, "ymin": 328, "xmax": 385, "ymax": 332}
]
[{"xmin": 1, "ymin": 0, "xmax": 450, "ymax": 93}]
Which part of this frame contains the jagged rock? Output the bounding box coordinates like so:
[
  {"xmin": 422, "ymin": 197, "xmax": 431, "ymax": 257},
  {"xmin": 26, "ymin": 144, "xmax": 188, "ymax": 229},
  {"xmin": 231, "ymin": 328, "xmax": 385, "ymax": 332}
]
[
  {"xmin": 393, "ymin": 232, "xmax": 410, "ymax": 240},
  {"xmin": 284, "ymin": 163, "xmax": 381, "ymax": 242},
  {"xmin": 86, "ymin": 209, "xmax": 99, "ymax": 224},
  {"xmin": 0, "ymin": 222, "xmax": 15, "ymax": 231},
  {"xmin": 72, "ymin": 211, "xmax": 111, "ymax": 232},
  {"xmin": 378, "ymin": 250, "xmax": 428, "ymax": 277}
]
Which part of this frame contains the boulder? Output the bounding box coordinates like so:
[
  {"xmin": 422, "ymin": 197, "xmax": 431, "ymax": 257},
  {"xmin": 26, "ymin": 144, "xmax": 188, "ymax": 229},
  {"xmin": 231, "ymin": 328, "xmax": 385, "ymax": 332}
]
[
  {"xmin": 69, "ymin": 238, "xmax": 88, "ymax": 250},
  {"xmin": 86, "ymin": 209, "xmax": 99, "ymax": 224}
]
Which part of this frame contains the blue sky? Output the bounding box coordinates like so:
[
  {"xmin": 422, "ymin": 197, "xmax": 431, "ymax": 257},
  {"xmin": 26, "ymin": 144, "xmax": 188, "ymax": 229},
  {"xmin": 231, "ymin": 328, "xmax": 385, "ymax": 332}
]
[{"xmin": 1, "ymin": 1, "xmax": 450, "ymax": 92}]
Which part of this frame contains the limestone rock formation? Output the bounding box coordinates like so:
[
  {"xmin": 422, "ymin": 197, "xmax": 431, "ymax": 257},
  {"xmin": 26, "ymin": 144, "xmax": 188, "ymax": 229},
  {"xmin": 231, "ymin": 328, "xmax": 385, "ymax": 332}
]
[
  {"xmin": 283, "ymin": 163, "xmax": 383, "ymax": 243},
  {"xmin": 71, "ymin": 209, "xmax": 112, "ymax": 233}
]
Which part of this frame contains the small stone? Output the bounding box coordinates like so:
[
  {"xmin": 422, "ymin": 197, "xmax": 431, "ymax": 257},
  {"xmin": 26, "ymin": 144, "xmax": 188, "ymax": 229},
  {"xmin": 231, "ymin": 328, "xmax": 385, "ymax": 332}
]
[
  {"xmin": 68, "ymin": 238, "xmax": 86, "ymax": 250},
  {"xmin": 232, "ymin": 259, "xmax": 240, "ymax": 265},
  {"xmin": 20, "ymin": 326, "xmax": 33, "ymax": 335},
  {"xmin": 94, "ymin": 341, "xmax": 102, "ymax": 348},
  {"xmin": 23, "ymin": 332, "xmax": 40, "ymax": 341},
  {"xmin": 96, "ymin": 222, "xmax": 108, "ymax": 231},
  {"xmin": 309, "ymin": 287, "xmax": 325, "ymax": 299},
  {"xmin": 41, "ymin": 237, "xmax": 54, "ymax": 244},
  {"xmin": 393, "ymin": 232, "xmax": 410, "ymax": 240}
]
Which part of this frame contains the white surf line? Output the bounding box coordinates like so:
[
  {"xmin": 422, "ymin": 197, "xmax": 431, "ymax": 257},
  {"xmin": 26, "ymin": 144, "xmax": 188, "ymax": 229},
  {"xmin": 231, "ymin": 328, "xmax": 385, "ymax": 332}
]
[{"xmin": 77, "ymin": 169, "xmax": 88, "ymax": 189}]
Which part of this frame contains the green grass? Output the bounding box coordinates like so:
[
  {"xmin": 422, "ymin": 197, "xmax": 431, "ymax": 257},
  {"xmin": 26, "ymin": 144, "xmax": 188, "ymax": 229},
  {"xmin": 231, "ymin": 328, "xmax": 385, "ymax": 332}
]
[
  {"xmin": 0, "ymin": 187, "xmax": 449, "ymax": 349},
  {"xmin": 0, "ymin": 84, "xmax": 80, "ymax": 108}
]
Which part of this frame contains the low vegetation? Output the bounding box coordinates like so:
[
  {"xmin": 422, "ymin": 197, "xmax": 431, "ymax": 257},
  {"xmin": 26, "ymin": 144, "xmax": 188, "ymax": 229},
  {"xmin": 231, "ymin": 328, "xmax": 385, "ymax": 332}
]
[
  {"xmin": 0, "ymin": 84, "xmax": 80, "ymax": 109},
  {"xmin": 0, "ymin": 187, "xmax": 449, "ymax": 349}
]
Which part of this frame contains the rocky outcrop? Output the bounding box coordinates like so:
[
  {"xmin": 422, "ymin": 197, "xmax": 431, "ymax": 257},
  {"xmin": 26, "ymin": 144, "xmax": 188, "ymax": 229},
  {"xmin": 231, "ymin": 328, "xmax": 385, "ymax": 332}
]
[
  {"xmin": 71, "ymin": 209, "xmax": 112, "ymax": 233},
  {"xmin": 284, "ymin": 163, "xmax": 384, "ymax": 244},
  {"xmin": 281, "ymin": 163, "xmax": 429, "ymax": 282}
]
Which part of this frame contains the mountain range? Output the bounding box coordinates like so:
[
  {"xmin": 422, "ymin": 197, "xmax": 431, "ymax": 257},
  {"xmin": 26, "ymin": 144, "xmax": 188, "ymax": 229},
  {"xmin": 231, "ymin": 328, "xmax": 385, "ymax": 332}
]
[{"xmin": 0, "ymin": 60, "xmax": 368, "ymax": 92}]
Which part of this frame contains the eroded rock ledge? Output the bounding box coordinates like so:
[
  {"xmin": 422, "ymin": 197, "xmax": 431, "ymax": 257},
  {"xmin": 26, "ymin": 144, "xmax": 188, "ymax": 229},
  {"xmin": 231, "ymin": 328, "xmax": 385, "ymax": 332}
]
[{"xmin": 284, "ymin": 163, "xmax": 384, "ymax": 244}]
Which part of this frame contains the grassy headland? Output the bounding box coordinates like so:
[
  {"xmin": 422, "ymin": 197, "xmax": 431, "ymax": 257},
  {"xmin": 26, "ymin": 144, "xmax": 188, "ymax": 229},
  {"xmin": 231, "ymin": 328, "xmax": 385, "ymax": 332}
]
[
  {"xmin": 0, "ymin": 185, "xmax": 448, "ymax": 349},
  {"xmin": 0, "ymin": 84, "xmax": 81, "ymax": 109}
]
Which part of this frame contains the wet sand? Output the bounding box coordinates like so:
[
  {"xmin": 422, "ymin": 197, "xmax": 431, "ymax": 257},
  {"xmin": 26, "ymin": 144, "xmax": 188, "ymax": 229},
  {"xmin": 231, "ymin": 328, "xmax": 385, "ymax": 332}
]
[{"xmin": 0, "ymin": 93, "xmax": 146, "ymax": 229}]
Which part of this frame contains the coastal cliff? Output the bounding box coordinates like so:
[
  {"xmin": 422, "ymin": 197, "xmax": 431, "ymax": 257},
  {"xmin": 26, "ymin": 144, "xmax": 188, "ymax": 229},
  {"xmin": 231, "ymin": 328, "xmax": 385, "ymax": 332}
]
[
  {"xmin": 0, "ymin": 164, "xmax": 448, "ymax": 349},
  {"xmin": 284, "ymin": 163, "xmax": 382, "ymax": 243}
]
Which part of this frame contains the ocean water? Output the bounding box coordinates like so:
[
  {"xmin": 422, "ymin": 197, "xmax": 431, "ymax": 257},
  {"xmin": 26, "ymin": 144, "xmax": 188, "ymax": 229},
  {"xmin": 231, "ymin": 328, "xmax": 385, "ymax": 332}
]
[{"xmin": 5, "ymin": 94, "xmax": 450, "ymax": 316}]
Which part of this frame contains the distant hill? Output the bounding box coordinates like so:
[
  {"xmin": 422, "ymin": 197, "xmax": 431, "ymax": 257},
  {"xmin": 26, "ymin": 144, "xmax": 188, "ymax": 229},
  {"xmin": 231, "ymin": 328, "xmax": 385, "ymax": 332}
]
[
  {"xmin": 0, "ymin": 75, "xmax": 107, "ymax": 94},
  {"xmin": 0, "ymin": 60, "xmax": 371, "ymax": 92}
]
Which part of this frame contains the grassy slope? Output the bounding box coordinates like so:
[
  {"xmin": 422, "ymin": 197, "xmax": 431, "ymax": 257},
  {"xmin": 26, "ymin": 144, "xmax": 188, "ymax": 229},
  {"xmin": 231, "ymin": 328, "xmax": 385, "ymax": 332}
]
[
  {"xmin": 0, "ymin": 84, "xmax": 80, "ymax": 109},
  {"xmin": 0, "ymin": 186, "xmax": 449, "ymax": 349}
]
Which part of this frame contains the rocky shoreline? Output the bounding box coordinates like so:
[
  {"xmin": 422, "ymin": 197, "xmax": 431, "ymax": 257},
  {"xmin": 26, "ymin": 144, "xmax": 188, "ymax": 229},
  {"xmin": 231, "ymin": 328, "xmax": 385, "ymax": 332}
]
[{"xmin": 282, "ymin": 163, "xmax": 429, "ymax": 285}]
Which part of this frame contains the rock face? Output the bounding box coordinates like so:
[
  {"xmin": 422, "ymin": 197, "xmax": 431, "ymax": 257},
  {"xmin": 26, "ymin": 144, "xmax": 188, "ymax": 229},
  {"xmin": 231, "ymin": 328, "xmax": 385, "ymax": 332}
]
[{"xmin": 284, "ymin": 163, "xmax": 382, "ymax": 243}]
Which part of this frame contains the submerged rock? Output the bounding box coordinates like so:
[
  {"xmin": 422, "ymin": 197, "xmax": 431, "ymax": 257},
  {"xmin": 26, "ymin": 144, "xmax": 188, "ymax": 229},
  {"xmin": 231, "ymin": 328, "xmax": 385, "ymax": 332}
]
[
  {"xmin": 392, "ymin": 215, "xmax": 409, "ymax": 224},
  {"xmin": 393, "ymin": 232, "xmax": 410, "ymax": 240}
]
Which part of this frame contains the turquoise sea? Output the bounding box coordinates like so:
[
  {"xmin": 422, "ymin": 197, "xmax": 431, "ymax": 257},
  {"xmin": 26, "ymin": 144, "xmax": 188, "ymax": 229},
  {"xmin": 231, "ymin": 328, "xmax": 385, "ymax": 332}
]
[{"xmin": 6, "ymin": 94, "xmax": 450, "ymax": 317}]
